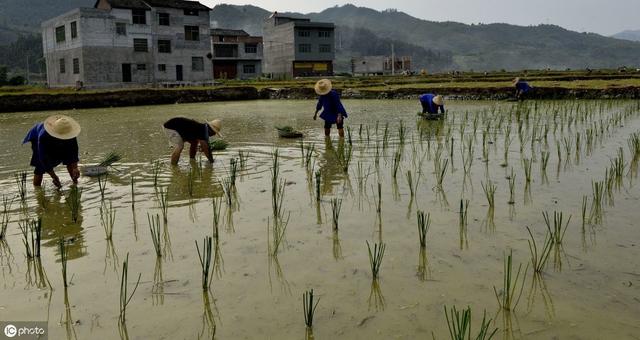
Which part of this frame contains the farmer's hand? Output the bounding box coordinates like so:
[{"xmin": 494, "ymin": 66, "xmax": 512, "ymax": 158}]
[{"xmin": 68, "ymin": 163, "xmax": 80, "ymax": 184}]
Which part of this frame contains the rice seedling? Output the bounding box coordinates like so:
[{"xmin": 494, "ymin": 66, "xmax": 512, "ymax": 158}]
[
  {"xmin": 65, "ymin": 186, "xmax": 82, "ymax": 223},
  {"xmin": 148, "ymin": 214, "xmax": 162, "ymax": 257},
  {"xmin": 97, "ymin": 175, "xmax": 107, "ymax": 200},
  {"xmin": 152, "ymin": 160, "xmax": 162, "ymax": 187},
  {"xmin": 229, "ymin": 158, "xmax": 239, "ymax": 187},
  {"xmin": 523, "ymin": 158, "xmax": 532, "ymax": 183},
  {"xmin": 340, "ymin": 144, "xmax": 353, "ymax": 173},
  {"xmin": 543, "ymin": 211, "xmax": 571, "ymax": 246},
  {"xmin": 581, "ymin": 195, "xmax": 588, "ymax": 229},
  {"xmin": 196, "ymin": 236, "xmax": 214, "ymax": 290},
  {"xmin": 398, "ymin": 120, "xmax": 406, "ymax": 144},
  {"xmin": 59, "ymin": 238, "xmax": 69, "ymax": 288},
  {"xmin": 540, "ymin": 151, "xmax": 550, "ymax": 173},
  {"xmin": 392, "ymin": 149, "xmax": 402, "ymax": 178},
  {"xmin": 375, "ymin": 182, "xmax": 382, "ymax": 214},
  {"xmin": 494, "ymin": 250, "xmax": 528, "ymax": 311},
  {"xmin": 459, "ymin": 199, "xmax": 469, "ymax": 229},
  {"xmin": 435, "ymin": 158, "xmax": 449, "ymax": 189},
  {"xmin": 238, "ymin": 151, "xmax": 249, "ymax": 169},
  {"xmin": 481, "ymin": 181, "xmax": 496, "ymax": 208},
  {"xmin": 19, "ymin": 218, "xmax": 42, "ymax": 258},
  {"xmin": 303, "ymin": 143, "xmax": 315, "ymax": 169},
  {"xmin": 119, "ymin": 253, "xmax": 141, "ymax": 323},
  {"xmin": 406, "ymin": 170, "xmax": 419, "ymax": 197},
  {"xmin": 209, "ymin": 139, "xmax": 229, "ymax": 151},
  {"xmin": 315, "ymin": 169, "xmax": 321, "ymax": 202},
  {"xmin": 0, "ymin": 195, "xmax": 13, "ymax": 240},
  {"xmin": 222, "ymin": 177, "xmax": 234, "ymax": 206},
  {"xmin": 14, "ymin": 171, "xmax": 27, "ymax": 202},
  {"xmin": 158, "ymin": 186, "xmax": 169, "ymax": 222},
  {"xmin": 330, "ymin": 198, "xmax": 342, "ymax": 231},
  {"xmin": 443, "ymin": 305, "xmax": 498, "ymax": 340},
  {"xmin": 268, "ymin": 214, "xmax": 290, "ymax": 257},
  {"xmin": 526, "ymin": 227, "xmax": 553, "ymax": 273},
  {"xmin": 366, "ymin": 241, "xmax": 386, "ymax": 279},
  {"xmin": 417, "ymin": 210, "xmax": 431, "ymax": 248},
  {"xmin": 130, "ymin": 176, "xmax": 135, "ymax": 208},
  {"xmin": 212, "ymin": 197, "xmax": 222, "ymax": 239},
  {"xmin": 100, "ymin": 200, "xmax": 116, "ymax": 240},
  {"xmin": 507, "ymin": 169, "xmax": 516, "ymax": 205},
  {"xmin": 303, "ymin": 289, "xmax": 320, "ymax": 329}
]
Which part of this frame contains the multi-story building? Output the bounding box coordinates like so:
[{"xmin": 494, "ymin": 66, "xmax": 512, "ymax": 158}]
[
  {"xmin": 351, "ymin": 56, "xmax": 412, "ymax": 76},
  {"xmin": 262, "ymin": 13, "xmax": 335, "ymax": 78},
  {"xmin": 42, "ymin": 0, "xmax": 212, "ymax": 88},
  {"xmin": 211, "ymin": 29, "xmax": 263, "ymax": 80}
]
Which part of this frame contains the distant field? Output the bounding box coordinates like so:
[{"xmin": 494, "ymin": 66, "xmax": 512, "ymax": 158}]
[{"xmin": 1, "ymin": 69, "xmax": 639, "ymax": 96}]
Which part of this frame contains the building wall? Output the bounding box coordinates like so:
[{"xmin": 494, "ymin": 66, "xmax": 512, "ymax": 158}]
[
  {"xmin": 262, "ymin": 22, "xmax": 295, "ymax": 76},
  {"xmin": 211, "ymin": 35, "xmax": 263, "ymax": 79},
  {"xmin": 293, "ymin": 27, "xmax": 335, "ymax": 61},
  {"xmin": 42, "ymin": 5, "xmax": 211, "ymax": 87}
]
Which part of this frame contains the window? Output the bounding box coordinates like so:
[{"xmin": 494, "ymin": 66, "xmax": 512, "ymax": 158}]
[
  {"xmin": 184, "ymin": 9, "xmax": 199, "ymax": 16},
  {"xmin": 243, "ymin": 64, "xmax": 256, "ymax": 74},
  {"xmin": 59, "ymin": 58, "xmax": 65, "ymax": 73},
  {"xmin": 71, "ymin": 22, "xmax": 78, "ymax": 39},
  {"xmin": 158, "ymin": 40, "xmax": 171, "ymax": 53},
  {"xmin": 214, "ymin": 44, "xmax": 238, "ymax": 57},
  {"xmin": 73, "ymin": 58, "xmax": 80, "ymax": 74},
  {"xmin": 137, "ymin": 64, "xmax": 146, "ymax": 71},
  {"xmin": 298, "ymin": 43, "xmax": 311, "ymax": 53},
  {"xmin": 132, "ymin": 9, "xmax": 146, "ymax": 25},
  {"xmin": 319, "ymin": 30, "xmax": 332, "ymax": 38},
  {"xmin": 158, "ymin": 64, "xmax": 167, "ymax": 72},
  {"xmin": 133, "ymin": 38, "xmax": 148, "ymax": 52},
  {"xmin": 55, "ymin": 26, "xmax": 65, "ymax": 43},
  {"xmin": 184, "ymin": 26, "xmax": 199, "ymax": 41},
  {"xmin": 319, "ymin": 44, "xmax": 331, "ymax": 53},
  {"xmin": 297, "ymin": 30, "xmax": 311, "ymax": 37},
  {"xmin": 244, "ymin": 44, "xmax": 257, "ymax": 54},
  {"xmin": 116, "ymin": 23, "xmax": 127, "ymax": 36},
  {"xmin": 158, "ymin": 13, "xmax": 170, "ymax": 26},
  {"xmin": 191, "ymin": 57, "xmax": 204, "ymax": 71}
]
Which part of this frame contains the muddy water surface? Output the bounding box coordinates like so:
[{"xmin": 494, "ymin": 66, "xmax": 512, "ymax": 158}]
[{"xmin": 0, "ymin": 100, "xmax": 639, "ymax": 339}]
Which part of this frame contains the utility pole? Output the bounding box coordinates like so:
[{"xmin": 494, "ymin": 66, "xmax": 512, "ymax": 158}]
[{"xmin": 391, "ymin": 43, "xmax": 395, "ymax": 76}]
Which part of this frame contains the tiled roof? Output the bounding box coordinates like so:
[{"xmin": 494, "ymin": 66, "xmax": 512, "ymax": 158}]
[{"xmin": 95, "ymin": 0, "xmax": 150, "ymax": 10}]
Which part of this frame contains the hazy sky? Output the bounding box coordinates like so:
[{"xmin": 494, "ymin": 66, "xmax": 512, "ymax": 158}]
[{"xmin": 202, "ymin": 0, "xmax": 639, "ymax": 36}]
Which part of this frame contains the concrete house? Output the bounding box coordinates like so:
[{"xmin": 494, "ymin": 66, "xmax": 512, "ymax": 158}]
[
  {"xmin": 351, "ymin": 56, "xmax": 412, "ymax": 76},
  {"xmin": 42, "ymin": 0, "xmax": 212, "ymax": 88},
  {"xmin": 262, "ymin": 13, "xmax": 335, "ymax": 78},
  {"xmin": 211, "ymin": 29, "xmax": 263, "ymax": 80}
]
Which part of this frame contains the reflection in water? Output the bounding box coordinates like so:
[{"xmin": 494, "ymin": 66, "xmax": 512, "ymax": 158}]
[
  {"xmin": 62, "ymin": 289, "xmax": 78, "ymax": 340},
  {"xmin": 368, "ymin": 279, "xmax": 386, "ymax": 312},
  {"xmin": 526, "ymin": 273, "xmax": 555, "ymax": 320},
  {"xmin": 332, "ymin": 230, "xmax": 343, "ymax": 261},
  {"xmin": 198, "ymin": 290, "xmax": 217, "ymax": 340},
  {"xmin": 103, "ymin": 240, "xmax": 119, "ymax": 274},
  {"xmin": 162, "ymin": 221, "xmax": 173, "ymax": 261},
  {"xmin": 267, "ymin": 255, "xmax": 291, "ymax": 295},
  {"xmin": 39, "ymin": 191, "xmax": 86, "ymax": 261},
  {"xmin": 152, "ymin": 258, "xmax": 164, "ymax": 306},
  {"xmin": 319, "ymin": 138, "xmax": 347, "ymax": 196},
  {"xmin": 417, "ymin": 247, "xmax": 431, "ymax": 282},
  {"xmin": 25, "ymin": 257, "xmax": 51, "ymax": 289},
  {"xmin": 213, "ymin": 238, "xmax": 224, "ymax": 279},
  {"xmin": 498, "ymin": 310, "xmax": 522, "ymax": 340}
]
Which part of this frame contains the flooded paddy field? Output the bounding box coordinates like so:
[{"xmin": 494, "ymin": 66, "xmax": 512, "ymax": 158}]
[{"xmin": 0, "ymin": 100, "xmax": 639, "ymax": 339}]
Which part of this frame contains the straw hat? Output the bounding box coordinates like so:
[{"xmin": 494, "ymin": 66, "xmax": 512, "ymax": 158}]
[
  {"xmin": 208, "ymin": 119, "xmax": 223, "ymax": 138},
  {"xmin": 433, "ymin": 95, "xmax": 444, "ymax": 106},
  {"xmin": 314, "ymin": 79, "xmax": 332, "ymax": 96},
  {"xmin": 44, "ymin": 114, "xmax": 81, "ymax": 140},
  {"xmin": 512, "ymin": 77, "xmax": 520, "ymax": 85}
]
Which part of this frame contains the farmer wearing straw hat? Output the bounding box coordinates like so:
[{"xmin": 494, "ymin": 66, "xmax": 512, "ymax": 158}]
[
  {"xmin": 163, "ymin": 117, "xmax": 222, "ymax": 165},
  {"xmin": 313, "ymin": 79, "xmax": 348, "ymax": 138},
  {"xmin": 513, "ymin": 77, "xmax": 533, "ymax": 100},
  {"xmin": 419, "ymin": 93, "xmax": 445, "ymax": 117},
  {"xmin": 23, "ymin": 115, "xmax": 81, "ymax": 188}
]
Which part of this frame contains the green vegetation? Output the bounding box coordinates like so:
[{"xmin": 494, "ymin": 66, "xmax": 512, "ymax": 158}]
[{"xmin": 443, "ymin": 305, "xmax": 498, "ymax": 340}]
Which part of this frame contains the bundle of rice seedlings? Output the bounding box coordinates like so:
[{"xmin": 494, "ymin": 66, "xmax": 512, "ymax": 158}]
[
  {"xmin": 98, "ymin": 151, "xmax": 123, "ymax": 167},
  {"xmin": 209, "ymin": 140, "xmax": 229, "ymax": 151},
  {"xmin": 276, "ymin": 126, "xmax": 304, "ymax": 138}
]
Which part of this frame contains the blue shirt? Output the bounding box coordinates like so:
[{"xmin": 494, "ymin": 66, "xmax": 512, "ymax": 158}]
[
  {"xmin": 316, "ymin": 90, "xmax": 348, "ymax": 123},
  {"xmin": 515, "ymin": 81, "xmax": 532, "ymax": 93},
  {"xmin": 419, "ymin": 93, "xmax": 445, "ymax": 114},
  {"xmin": 23, "ymin": 123, "xmax": 79, "ymax": 174}
]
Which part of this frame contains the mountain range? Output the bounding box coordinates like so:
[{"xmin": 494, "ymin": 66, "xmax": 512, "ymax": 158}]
[
  {"xmin": 612, "ymin": 30, "xmax": 640, "ymax": 42},
  {"xmin": 1, "ymin": 1, "xmax": 640, "ymax": 73}
]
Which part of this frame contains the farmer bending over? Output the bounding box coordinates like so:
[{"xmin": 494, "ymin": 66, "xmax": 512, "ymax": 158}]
[
  {"xmin": 23, "ymin": 115, "xmax": 81, "ymax": 188},
  {"xmin": 163, "ymin": 117, "xmax": 222, "ymax": 165},
  {"xmin": 513, "ymin": 78, "xmax": 533, "ymax": 100},
  {"xmin": 419, "ymin": 93, "xmax": 445, "ymax": 117},
  {"xmin": 313, "ymin": 79, "xmax": 348, "ymax": 138}
]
